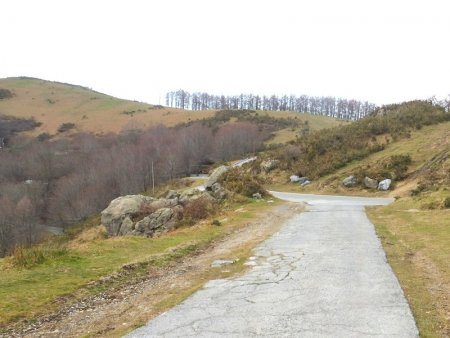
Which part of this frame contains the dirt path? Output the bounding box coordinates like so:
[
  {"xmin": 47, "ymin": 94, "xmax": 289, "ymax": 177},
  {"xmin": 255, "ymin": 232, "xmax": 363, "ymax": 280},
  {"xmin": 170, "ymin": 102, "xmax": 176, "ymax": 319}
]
[{"xmin": 6, "ymin": 203, "xmax": 302, "ymax": 338}]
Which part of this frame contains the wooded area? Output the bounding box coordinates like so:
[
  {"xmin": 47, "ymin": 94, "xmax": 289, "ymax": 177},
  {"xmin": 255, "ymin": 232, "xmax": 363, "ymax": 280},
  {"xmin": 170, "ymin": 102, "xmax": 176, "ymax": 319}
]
[
  {"xmin": 166, "ymin": 90, "xmax": 378, "ymax": 120},
  {"xmin": 0, "ymin": 121, "xmax": 267, "ymax": 256}
]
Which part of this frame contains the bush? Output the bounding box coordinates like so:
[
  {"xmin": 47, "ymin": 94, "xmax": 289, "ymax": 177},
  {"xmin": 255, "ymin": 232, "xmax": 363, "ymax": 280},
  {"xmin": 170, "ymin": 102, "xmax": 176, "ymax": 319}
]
[
  {"xmin": 219, "ymin": 167, "xmax": 267, "ymax": 197},
  {"xmin": 183, "ymin": 197, "xmax": 216, "ymax": 220},
  {"xmin": 58, "ymin": 122, "xmax": 76, "ymax": 133},
  {"xmin": 443, "ymin": 196, "xmax": 450, "ymax": 209},
  {"xmin": 0, "ymin": 88, "xmax": 13, "ymax": 99}
]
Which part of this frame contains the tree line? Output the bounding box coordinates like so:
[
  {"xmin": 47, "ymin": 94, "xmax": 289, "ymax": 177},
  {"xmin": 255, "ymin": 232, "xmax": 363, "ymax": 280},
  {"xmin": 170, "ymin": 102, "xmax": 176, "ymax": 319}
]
[
  {"xmin": 165, "ymin": 90, "xmax": 378, "ymax": 120},
  {"xmin": 0, "ymin": 121, "xmax": 268, "ymax": 256}
]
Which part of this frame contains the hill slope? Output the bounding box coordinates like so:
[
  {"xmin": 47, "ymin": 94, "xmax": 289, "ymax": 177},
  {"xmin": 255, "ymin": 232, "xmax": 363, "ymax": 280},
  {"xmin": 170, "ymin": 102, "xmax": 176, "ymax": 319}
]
[{"xmin": 0, "ymin": 77, "xmax": 345, "ymax": 136}]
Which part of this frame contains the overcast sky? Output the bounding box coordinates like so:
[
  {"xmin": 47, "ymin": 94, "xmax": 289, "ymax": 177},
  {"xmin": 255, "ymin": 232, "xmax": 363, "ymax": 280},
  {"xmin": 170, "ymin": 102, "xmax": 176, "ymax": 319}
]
[{"xmin": 1, "ymin": 0, "xmax": 449, "ymax": 105}]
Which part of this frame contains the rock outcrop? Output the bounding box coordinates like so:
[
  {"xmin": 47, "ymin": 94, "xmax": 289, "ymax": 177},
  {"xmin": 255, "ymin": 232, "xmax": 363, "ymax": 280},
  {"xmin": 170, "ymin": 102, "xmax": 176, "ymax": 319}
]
[
  {"xmin": 343, "ymin": 175, "xmax": 358, "ymax": 187},
  {"xmin": 102, "ymin": 183, "xmax": 230, "ymax": 237},
  {"xmin": 364, "ymin": 177, "xmax": 378, "ymax": 189},
  {"xmin": 101, "ymin": 195, "xmax": 155, "ymax": 236}
]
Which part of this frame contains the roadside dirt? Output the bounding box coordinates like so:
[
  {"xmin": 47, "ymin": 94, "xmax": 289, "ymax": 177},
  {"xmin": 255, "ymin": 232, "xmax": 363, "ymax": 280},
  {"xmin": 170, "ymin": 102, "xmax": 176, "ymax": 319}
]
[{"xmin": 4, "ymin": 202, "xmax": 303, "ymax": 338}]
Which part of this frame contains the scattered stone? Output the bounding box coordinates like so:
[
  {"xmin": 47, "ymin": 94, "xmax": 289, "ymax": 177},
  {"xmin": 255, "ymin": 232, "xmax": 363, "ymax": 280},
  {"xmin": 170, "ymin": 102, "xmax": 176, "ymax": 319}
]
[
  {"xmin": 211, "ymin": 259, "xmax": 239, "ymax": 268},
  {"xmin": 205, "ymin": 165, "xmax": 228, "ymax": 190},
  {"xmin": 364, "ymin": 177, "xmax": 378, "ymax": 189},
  {"xmin": 290, "ymin": 175, "xmax": 301, "ymax": 183},
  {"xmin": 301, "ymin": 180, "xmax": 311, "ymax": 186},
  {"xmin": 260, "ymin": 159, "xmax": 280, "ymax": 173},
  {"xmin": 244, "ymin": 261, "xmax": 257, "ymax": 266},
  {"xmin": 252, "ymin": 192, "xmax": 262, "ymax": 199},
  {"xmin": 342, "ymin": 175, "xmax": 358, "ymax": 187},
  {"xmin": 378, "ymin": 179, "xmax": 392, "ymax": 191}
]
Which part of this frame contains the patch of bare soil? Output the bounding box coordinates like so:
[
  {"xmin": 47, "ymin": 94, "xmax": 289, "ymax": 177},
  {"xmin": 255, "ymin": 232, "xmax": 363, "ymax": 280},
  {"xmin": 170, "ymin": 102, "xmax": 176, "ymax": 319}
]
[{"xmin": 4, "ymin": 202, "xmax": 302, "ymax": 338}]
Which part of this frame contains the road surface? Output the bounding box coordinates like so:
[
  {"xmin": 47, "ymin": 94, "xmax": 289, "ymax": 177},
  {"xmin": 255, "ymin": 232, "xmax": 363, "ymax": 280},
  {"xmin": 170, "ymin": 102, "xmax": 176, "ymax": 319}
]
[{"xmin": 126, "ymin": 192, "xmax": 418, "ymax": 337}]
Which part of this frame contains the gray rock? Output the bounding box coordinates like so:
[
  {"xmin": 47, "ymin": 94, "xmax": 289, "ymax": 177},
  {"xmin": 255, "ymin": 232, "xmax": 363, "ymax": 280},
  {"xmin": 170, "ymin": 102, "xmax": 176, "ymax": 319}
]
[
  {"xmin": 135, "ymin": 206, "xmax": 183, "ymax": 236},
  {"xmin": 179, "ymin": 188, "xmax": 216, "ymax": 206},
  {"xmin": 378, "ymin": 179, "xmax": 392, "ymax": 191},
  {"xmin": 260, "ymin": 159, "xmax": 280, "ymax": 173},
  {"xmin": 205, "ymin": 165, "xmax": 228, "ymax": 190},
  {"xmin": 343, "ymin": 175, "xmax": 358, "ymax": 187},
  {"xmin": 120, "ymin": 216, "xmax": 135, "ymax": 235},
  {"xmin": 290, "ymin": 175, "xmax": 301, "ymax": 183},
  {"xmin": 252, "ymin": 192, "xmax": 262, "ymax": 199},
  {"xmin": 364, "ymin": 177, "xmax": 378, "ymax": 189},
  {"xmin": 101, "ymin": 195, "xmax": 155, "ymax": 236},
  {"xmin": 301, "ymin": 180, "xmax": 311, "ymax": 186},
  {"xmin": 298, "ymin": 177, "xmax": 309, "ymax": 184},
  {"xmin": 149, "ymin": 198, "xmax": 178, "ymax": 210},
  {"xmin": 166, "ymin": 190, "xmax": 179, "ymax": 200},
  {"xmin": 211, "ymin": 183, "xmax": 228, "ymax": 200}
]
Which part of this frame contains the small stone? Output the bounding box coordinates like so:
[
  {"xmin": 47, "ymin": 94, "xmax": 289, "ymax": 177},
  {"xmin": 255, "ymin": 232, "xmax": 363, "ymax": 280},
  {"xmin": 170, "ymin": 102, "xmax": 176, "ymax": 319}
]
[
  {"xmin": 252, "ymin": 192, "xmax": 262, "ymax": 199},
  {"xmin": 342, "ymin": 175, "xmax": 358, "ymax": 187},
  {"xmin": 301, "ymin": 180, "xmax": 311, "ymax": 186},
  {"xmin": 211, "ymin": 259, "xmax": 239, "ymax": 268}
]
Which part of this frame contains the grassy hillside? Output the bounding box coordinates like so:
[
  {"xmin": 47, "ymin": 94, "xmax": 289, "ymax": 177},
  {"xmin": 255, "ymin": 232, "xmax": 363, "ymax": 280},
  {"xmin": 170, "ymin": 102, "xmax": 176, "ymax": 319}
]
[{"xmin": 0, "ymin": 77, "xmax": 344, "ymax": 136}]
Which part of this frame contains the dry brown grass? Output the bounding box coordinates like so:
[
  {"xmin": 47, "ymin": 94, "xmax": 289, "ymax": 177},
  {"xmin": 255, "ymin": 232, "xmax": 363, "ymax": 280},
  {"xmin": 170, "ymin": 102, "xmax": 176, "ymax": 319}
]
[{"xmin": 0, "ymin": 78, "xmax": 213, "ymax": 135}]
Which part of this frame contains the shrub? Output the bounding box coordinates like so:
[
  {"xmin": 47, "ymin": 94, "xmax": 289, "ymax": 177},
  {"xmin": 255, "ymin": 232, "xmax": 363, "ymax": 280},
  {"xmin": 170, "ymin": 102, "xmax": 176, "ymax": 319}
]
[
  {"xmin": 219, "ymin": 167, "xmax": 267, "ymax": 197},
  {"xmin": 57, "ymin": 122, "xmax": 76, "ymax": 133},
  {"xmin": 37, "ymin": 132, "xmax": 52, "ymax": 142},
  {"xmin": 443, "ymin": 196, "xmax": 450, "ymax": 209},
  {"xmin": 0, "ymin": 88, "xmax": 13, "ymax": 99},
  {"xmin": 183, "ymin": 197, "xmax": 216, "ymax": 220}
]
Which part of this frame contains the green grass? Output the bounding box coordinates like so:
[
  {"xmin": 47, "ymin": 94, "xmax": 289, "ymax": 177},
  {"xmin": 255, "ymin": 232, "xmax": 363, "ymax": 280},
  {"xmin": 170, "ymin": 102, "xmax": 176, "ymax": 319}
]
[
  {"xmin": 0, "ymin": 198, "xmax": 281, "ymax": 326},
  {"xmin": 367, "ymin": 192, "xmax": 450, "ymax": 337}
]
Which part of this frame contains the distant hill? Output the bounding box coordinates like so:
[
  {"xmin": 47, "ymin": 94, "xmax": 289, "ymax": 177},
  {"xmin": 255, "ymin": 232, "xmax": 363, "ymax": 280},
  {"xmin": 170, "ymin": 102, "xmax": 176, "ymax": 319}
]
[{"xmin": 0, "ymin": 77, "xmax": 345, "ymax": 136}]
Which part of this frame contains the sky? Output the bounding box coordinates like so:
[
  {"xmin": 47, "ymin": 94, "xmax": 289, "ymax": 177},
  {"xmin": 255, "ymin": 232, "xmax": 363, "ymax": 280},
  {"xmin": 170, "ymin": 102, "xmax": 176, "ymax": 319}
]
[{"xmin": 1, "ymin": 0, "xmax": 449, "ymax": 106}]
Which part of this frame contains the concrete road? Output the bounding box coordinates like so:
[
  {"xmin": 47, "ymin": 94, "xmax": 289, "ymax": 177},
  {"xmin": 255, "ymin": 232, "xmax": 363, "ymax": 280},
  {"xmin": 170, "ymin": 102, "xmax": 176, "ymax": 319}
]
[{"xmin": 127, "ymin": 193, "xmax": 418, "ymax": 337}]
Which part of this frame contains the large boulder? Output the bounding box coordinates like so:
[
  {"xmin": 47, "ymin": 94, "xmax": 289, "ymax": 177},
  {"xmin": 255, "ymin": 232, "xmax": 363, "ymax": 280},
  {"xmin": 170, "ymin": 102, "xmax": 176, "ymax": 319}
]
[
  {"xmin": 260, "ymin": 159, "xmax": 280, "ymax": 173},
  {"xmin": 364, "ymin": 177, "xmax": 378, "ymax": 189},
  {"xmin": 378, "ymin": 179, "xmax": 392, "ymax": 191},
  {"xmin": 205, "ymin": 165, "xmax": 228, "ymax": 190},
  {"xmin": 343, "ymin": 175, "xmax": 358, "ymax": 187},
  {"xmin": 101, "ymin": 195, "xmax": 154, "ymax": 236}
]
